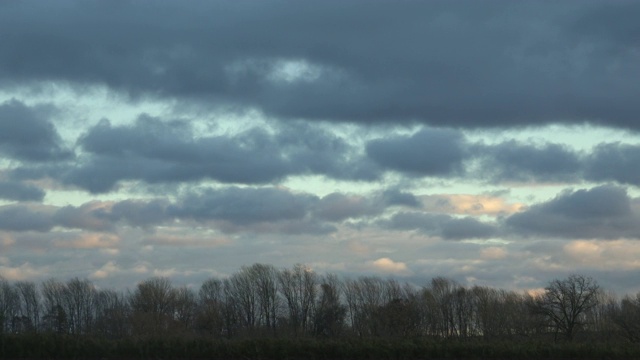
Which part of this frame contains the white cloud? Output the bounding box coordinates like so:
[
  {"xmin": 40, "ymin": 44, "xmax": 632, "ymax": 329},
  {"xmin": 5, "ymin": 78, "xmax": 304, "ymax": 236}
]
[{"xmin": 368, "ymin": 257, "xmax": 411, "ymax": 275}]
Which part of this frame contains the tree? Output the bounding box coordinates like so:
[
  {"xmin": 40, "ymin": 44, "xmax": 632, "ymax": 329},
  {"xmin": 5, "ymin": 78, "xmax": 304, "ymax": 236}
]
[
  {"xmin": 14, "ymin": 281, "xmax": 40, "ymax": 333},
  {"xmin": 0, "ymin": 277, "xmax": 19, "ymax": 333},
  {"xmin": 41, "ymin": 279, "xmax": 68, "ymax": 334},
  {"xmin": 63, "ymin": 278, "xmax": 96, "ymax": 335},
  {"xmin": 249, "ymin": 264, "xmax": 280, "ymax": 333},
  {"xmin": 197, "ymin": 278, "xmax": 225, "ymax": 337},
  {"xmin": 530, "ymin": 274, "xmax": 600, "ymax": 341},
  {"xmin": 93, "ymin": 289, "xmax": 130, "ymax": 338},
  {"xmin": 278, "ymin": 264, "xmax": 317, "ymax": 336},
  {"xmin": 129, "ymin": 277, "xmax": 177, "ymax": 336},
  {"xmin": 174, "ymin": 286, "xmax": 197, "ymax": 334},
  {"xmin": 313, "ymin": 274, "xmax": 345, "ymax": 337},
  {"xmin": 227, "ymin": 268, "xmax": 258, "ymax": 332}
]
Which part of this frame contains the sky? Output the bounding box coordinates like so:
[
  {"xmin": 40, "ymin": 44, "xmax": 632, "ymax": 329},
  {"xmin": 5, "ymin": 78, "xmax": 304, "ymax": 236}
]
[{"xmin": 2, "ymin": 0, "xmax": 640, "ymax": 294}]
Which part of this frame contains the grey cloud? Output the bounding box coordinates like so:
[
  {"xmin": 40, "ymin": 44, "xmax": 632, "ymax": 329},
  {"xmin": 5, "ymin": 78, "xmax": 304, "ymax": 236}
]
[
  {"xmin": 314, "ymin": 193, "xmax": 379, "ymax": 222},
  {"xmin": 380, "ymin": 189, "xmax": 422, "ymax": 208},
  {"xmin": 314, "ymin": 189, "xmax": 422, "ymax": 223},
  {"xmin": 383, "ymin": 211, "xmax": 498, "ymax": 240},
  {"xmin": 440, "ymin": 217, "xmax": 498, "ymax": 240},
  {"xmin": 476, "ymin": 141, "xmax": 582, "ymax": 183},
  {"xmin": 53, "ymin": 203, "xmax": 114, "ymax": 232},
  {"xmin": 39, "ymin": 116, "xmax": 374, "ymax": 193},
  {"xmin": 71, "ymin": 117, "xmax": 290, "ymax": 192},
  {"xmin": 366, "ymin": 129, "xmax": 466, "ymax": 176},
  {"xmin": 584, "ymin": 143, "xmax": 640, "ymax": 186},
  {"xmin": 170, "ymin": 186, "xmax": 318, "ymax": 226},
  {"xmin": 0, "ymin": 180, "xmax": 45, "ymax": 202},
  {"xmin": 0, "ymin": 205, "xmax": 55, "ymax": 232},
  {"xmin": 275, "ymin": 122, "xmax": 380, "ymax": 181},
  {"xmin": 0, "ymin": 100, "xmax": 72, "ymax": 162},
  {"xmin": 108, "ymin": 200, "xmax": 171, "ymax": 228},
  {"xmin": 1, "ymin": 2, "xmax": 639, "ymax": 129},
  {"xmin": 0, "ymin": 186, "xmax": 423, "ymax": 235},
  {"xmin": 506, "ymin": 185, "xmax": 640, "ymax": 239}
]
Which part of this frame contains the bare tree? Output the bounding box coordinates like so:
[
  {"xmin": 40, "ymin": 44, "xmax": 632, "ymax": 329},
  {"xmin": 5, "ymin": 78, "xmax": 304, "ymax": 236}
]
[
  {"xmin": 14, "ymin": 281, "xmax": 40, "ymax": 333},
  {"xmin": 278, "ymin": 264, "xmax": 317, "ymax": 336},
  {"xmin": 129, "ymin": 277, "xmax": 177, "ymax": 336},
  {"xmin": 197, "ymin": 278, "xmax": 225, "ymax": 337},
  {"xmin": 314, "ymin": 274, "xmax": 345, "ymax": 337},
  {"xmin": 41, "ymin": 278, "xmax": 68, "ymax": 334},
  {"xmin": 530, "ymin": 274, "xmax": 600, "ymax": 341},
  {"xmin": 63, "ymin": 278, "xmax": 96, "ymax": 335},
  {"xmin": 227, "ymin": 268, "xmax": 258, "ymax": 332},
  {"xmin": 0, "ymin": 277, "xmax": 19, "ymax": 333},
  {"xmin": 94, "ymin": 289, "xmax": 130, "ymax": 338},
  {"xmin": 174, "ymin": 286, "xmax": 197, "ymax": 334},
  {"xmin": 427, "ymin": 277, "xmax": 458, "ymax": 338},
  {"xmin": 249, "ymin": 264, "xmax": 280, "ymax": 333}
]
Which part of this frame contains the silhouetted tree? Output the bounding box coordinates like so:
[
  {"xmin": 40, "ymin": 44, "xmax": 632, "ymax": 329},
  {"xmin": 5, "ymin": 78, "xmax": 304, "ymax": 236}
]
[
  {"xmin": 314, "ymin": 274, "xmax": 345, "ymax": 337},
  {"xmin": 0, "ymin": 277, "xmax": 19, "ymax": 333},
  {"xmin": 278, "ymin": 264, "xmax": 317, "ymax": 336},
  {"xmin": 530, "ymin": 274, "xmax": 600, "ymax": 341},
  {"xmin": 129, "ymin": 277, "xmax": 177, "ymax": 336}
]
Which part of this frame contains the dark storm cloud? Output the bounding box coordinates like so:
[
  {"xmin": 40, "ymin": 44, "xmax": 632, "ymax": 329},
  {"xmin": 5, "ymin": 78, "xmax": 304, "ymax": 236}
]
[
  {"xmin": 475, "ymin": 141, "xmax": 583, "ymax": 182},
  {"xmin": 0, "ymin": 100, "xmax": 72, "ymax": 162},
  {"xmin": 2, "ymin": 1, "xmax": 639, "ymax": 129},
  {"xmin": 0, "ymin": 180, "xmax": 45, "ymax": 202},
  {"xmin": 506, "ymin": 185, "xmax": 640, "ymax": 239},
  {"xmin": 366, "ymin": 129, "xmax": 466, "ymax": 176},
  {"xmin": 382, "ymin": 211, "xmax": 498, "ymax": 240}
]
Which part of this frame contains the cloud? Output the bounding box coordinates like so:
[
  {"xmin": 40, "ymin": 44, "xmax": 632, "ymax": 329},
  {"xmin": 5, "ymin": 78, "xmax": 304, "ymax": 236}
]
[
  {"xmin": 0, "ymin": 99, "xmax": 72, "ymax": 162},
  {"xmin": 89, "ymin": 261, "xmax": 119, "ymax": 280},
  {"xmin": 0, "ymin": 180, "xmax": 45, "ymax": 202},
  {"xmin": 585, "ymin": 143, "xmax": 640, "ymax": 186},
  {"xmin": 171, "ymin": 186, "xmax": 316, "ymax": 225},
  {"xmin": 366, "ymin": 128, "xmax": 467, "ymax": 176},
  {"xmin": 506, "ymin": 185, "xmax": 640, "ymax": 239},
  {"xmin": 142, "ymin": 234, "xmax": 230, "ymax": 248},
  {"xmin": 0, "ymin": 205, "xmax": 56, "ymax": 232},
  {"xmin": 475, "ymin": 141, "xmax": 582, "ymax": 183},
  {"xmin": 383, "ymin": 211, "xmax": 498, "ymax": 240},
  {"xmin": 53, "ymin": 233, "xmax": 120, "ymax": 249},
  {"xmin": 368, "ymin": 257, "xmax": 410, "ymax": 274},
  {"xmin": 0, "ymin": 262, "xmax": 44, "ymax": 281},
  {"xmin": 380, "ymin": 188, "xmax": 422, "ymax": 208},
  {"xmin": 53, "ymin": 201, "xmax": 115, "ymax": 232},
  {"xmin": 70, "ymin": 116, "xmax": 292, "ymax": 192},
  {"xmin": 12, "ymin": 116, "xmax": 374, "ymax": 194},
  {"xmin": 421, "ymin": 193, "xmax": 524, "ymax": 216},
  {"xmin": 108, "ymin": 199, "xmax": 171, "ymax": 228},
  {"xmin": 314, "ymin": 193, "xmax": 378, "ymax": 222},
  {"xmin": 2, "ymin": 2, "xmax": 640, "ymax": 129},
  {"xmin": 480, "ymin": 246, "xmax": 507, "ymax": 260}
]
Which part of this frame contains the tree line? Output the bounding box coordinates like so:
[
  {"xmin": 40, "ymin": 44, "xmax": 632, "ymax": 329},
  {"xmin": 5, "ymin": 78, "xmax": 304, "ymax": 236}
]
[{"xmin": 2, "ymin": 263, "xmax": 640, "ymax": 343}]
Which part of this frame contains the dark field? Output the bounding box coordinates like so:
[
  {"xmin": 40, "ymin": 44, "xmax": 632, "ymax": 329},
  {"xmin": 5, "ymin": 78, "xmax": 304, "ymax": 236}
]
[{"xmin": 2, "ymin": 335, "xmax": 640, "ymax": 359}]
